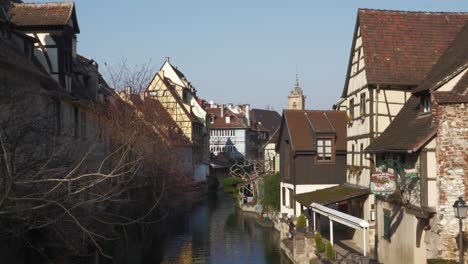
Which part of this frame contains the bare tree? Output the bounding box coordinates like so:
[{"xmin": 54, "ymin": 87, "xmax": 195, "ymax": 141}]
[
  {"xmin": 0, "ymin": 70, "xmax": 193, "ymax": 260},
  {"xmin": 104, "ymin": 58, "xmax": 157, "ymax": 93}
]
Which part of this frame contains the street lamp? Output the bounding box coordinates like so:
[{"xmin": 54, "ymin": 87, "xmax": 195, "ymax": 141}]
[{"xmin": 453, "ymin": 196, "xmax": 468, "ymax": 264}]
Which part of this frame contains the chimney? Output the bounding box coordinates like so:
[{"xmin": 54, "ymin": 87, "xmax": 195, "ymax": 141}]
[
  {"xmin": 245, "ymin": 104, "xmax": 250, "ymax": 126},
  {"xmin": 220, "ymin": 104, "xmax": 224, "ymax": 118}
]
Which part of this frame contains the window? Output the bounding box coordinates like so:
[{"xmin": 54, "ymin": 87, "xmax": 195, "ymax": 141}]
[
  {"xmin": 422, "ymin": 96, "xmax": 430, "ymax": 113},
  {"xmin": 383, "ymin": 210, "xmax": 391, "ymax": 241},
  {"xmin": 226, "ymin": 116, "xmax": 231, "ymax": 124},
  {"xmin": 149, "ymin": 91, "xmax": 157, "ymax": 97},
  {"xmin": 349, "ymin": 98, "xmax": 354, "ymax": 119},
  {"xmin": 293, "ymin": 102, "xmax": 297, "ymax": 109},
  {"xmin": 360, "ymin": 93, "xmax": 366, "ymax": 116},
  {"xmin": 80, "ymin": 111, "xmax": 87, "ymax": 139},
  {"xmin": 282, "ymin": 187, "xmax": 286, "ymax": 206},
  {"xmin": 288, "ymin": 188, "xmax": 294, "ymax": 208},
  {"xmin": 360, "ymin": 143, "xmax": 364, "ymax": 166},
  {"xmin": 317, "ymin": 138, "xmax": 333, "ymax": 161},
  {"xmin": 162, "ymin": 90, "xmax": 167, "ymax": 96},
  {"xmin": 351, "ymin": 144, "xmax": 355, "ymax": 166}
]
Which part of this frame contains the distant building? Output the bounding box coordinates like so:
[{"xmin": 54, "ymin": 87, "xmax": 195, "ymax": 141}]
[
  {"xmin": 287, "ymin": 76, "xmax": 305, "ymax": 110},
  {"xmin": 145, "ymin": 59, "xmax": 210, "ymax": 181},
  {"xmin": 206, "ymin": 104, "xmax": 250, "ymax": 159},
  {"xmin": 250, "ymin": 108, "xmax": 281, "ymax": 161}
]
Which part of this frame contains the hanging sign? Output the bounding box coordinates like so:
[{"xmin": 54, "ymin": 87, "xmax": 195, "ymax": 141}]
[{"xmin": 370, "ymin": 172, "xmax": 396, "ymax": 195}]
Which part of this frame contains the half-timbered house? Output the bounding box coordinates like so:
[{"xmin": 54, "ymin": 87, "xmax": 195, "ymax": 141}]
[
  {"xmin": 366, "ymin": 23, "xmax": 468, "ymax": 264},
  {"xmin": 334, "ymin": 9, "xmax": 468, "ymax": 252},
  {"xmin": 145, "ymin": 60, "xmax": 210, "ymax": 181}
]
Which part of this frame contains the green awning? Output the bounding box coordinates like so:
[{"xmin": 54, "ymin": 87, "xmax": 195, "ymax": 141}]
[{"xmin": 295, "ymin": 184, "xmax": 369, "ymax": 206}]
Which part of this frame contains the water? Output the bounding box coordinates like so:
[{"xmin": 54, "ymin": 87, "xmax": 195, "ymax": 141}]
[
  {"xmin": 0, "ymin": 191, "xmax": 290, "ymax": 264},
  {"xmin": 157, "ymin": 191, "xmax": 290, "ymax": 264}
]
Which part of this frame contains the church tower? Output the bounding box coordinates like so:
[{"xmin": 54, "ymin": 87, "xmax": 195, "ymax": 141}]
[{"xmin": 287, "ymin": 75, "xmax": 305, "ymax": 110}]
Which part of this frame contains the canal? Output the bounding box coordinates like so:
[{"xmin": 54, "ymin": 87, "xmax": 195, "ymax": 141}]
[
  {"xmin": 0, "ymin": 190, "xmax": 290, "ymax": 264},
  {"xmin": 156, "ymin": 190, "xmax": 290, "ymax": 264}
]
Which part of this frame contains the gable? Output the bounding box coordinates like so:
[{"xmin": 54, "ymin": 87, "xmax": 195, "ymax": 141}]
[
  {"xmin": 342, "ymin": 9, "xmax": 468, "ymax": 97},
  {"xmin": 9, "ymin": 2, "xmax": 80, "ymax": 33}
]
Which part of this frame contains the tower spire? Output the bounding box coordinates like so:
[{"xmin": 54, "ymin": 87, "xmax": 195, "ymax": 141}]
[
  {"xmin": 287, "ymin": 72, "xmax": 305, "ymax": 110},
  {"xmin": 295, "ymin": 73, "xmax": 300, "ymax": 88}
]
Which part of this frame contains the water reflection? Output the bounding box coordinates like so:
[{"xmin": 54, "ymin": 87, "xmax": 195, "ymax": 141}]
[
  {"xmin": 0, "ymin": 191, "xmax": 290, "ymax": 264},
  {"xmin": 160, "ymin": 191, "xmax": 290, "ymax": 264}
]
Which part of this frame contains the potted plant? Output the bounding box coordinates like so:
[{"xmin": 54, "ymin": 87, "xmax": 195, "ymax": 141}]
[
  {"xmin": 296, "ymin": 214, "xmax": 307, "ymax": 233},
  {"xmin": 325, "ymin": 241, "xmax": 336, "ymax": 261},
  {"xmin": 314, "ymin": 232, "xmax": 325, "ymax": 255}
]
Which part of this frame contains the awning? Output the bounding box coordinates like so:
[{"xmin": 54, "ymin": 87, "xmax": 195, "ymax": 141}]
[{"xmin": 294, "ymin": 184, "xmax": 369, "ymax": 206}]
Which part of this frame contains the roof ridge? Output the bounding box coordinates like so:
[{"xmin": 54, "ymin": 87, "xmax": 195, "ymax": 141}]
[
  {"xmin": 14, "ymin": 2, "xmax": 74, "ymax": 6},
  {"xmin": 359, "ymin": 8, "xmax": 468, "ymax": 15}
]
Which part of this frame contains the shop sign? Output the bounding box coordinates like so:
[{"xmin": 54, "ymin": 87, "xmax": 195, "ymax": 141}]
[{"xmin": 370, "ymin": 172, "xmax": 396, "ymax": 195}]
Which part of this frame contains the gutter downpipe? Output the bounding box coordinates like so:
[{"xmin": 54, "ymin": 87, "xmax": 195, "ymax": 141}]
[{"xmin": 374, "ymin": 84, "xmax": 380, "ymax": 261}]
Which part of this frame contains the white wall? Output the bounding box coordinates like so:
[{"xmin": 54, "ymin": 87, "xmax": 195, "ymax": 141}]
[
  {"xmin": 210, "ymin": 128, "xmax": 247, "ymax": 158},
  {"xmin": 280, "ymin": 183, "xmax": 338, "ymax": 217}
]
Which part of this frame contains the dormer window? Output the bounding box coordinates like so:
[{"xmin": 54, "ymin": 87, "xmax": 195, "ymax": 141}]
[
  {"xmin": 226, "ymin": 116, "xmax": 231, "ymax": 124},
  {"xmin": 317, "ymin": 137, "xmax": 334, "ymax": 162},
  {"xmin": 422, "ymin": 96, "xmax": 431, "ymax": 113}
]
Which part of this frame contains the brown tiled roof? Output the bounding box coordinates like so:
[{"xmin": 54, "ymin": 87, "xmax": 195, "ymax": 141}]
[
  {"xmin": 343, "ymin": 9, "xmax": 468, "ymax": 96},
  {"xmin": 265, "ymin": 128, "xmax": 279, "ymax": 145},
  {"xmin": 360, "ymin": 9, "xmax": 468, "ymax": 85},
  {"xmin": 10, "ymin": 2, "xmax": 79, "ymax": 32},
  {"xmin": 433, "ymin": 71, "xmax": 468, "ymax": 104},
  {"xmin": 250, "ymin": 109, "xmax": 281, "ymax": 133},
  {"xmin": 128, "ymin": 95, "xmax": 192, "ymax": 147},
  {"xmin": 367, "ymin": 21, "xmax": 468, "ymax": 153},
  {"xmin": 413, "ymin": 23, "xmax": 468, "ymax": 94},
  {"xmin": 283, "ymin": 110, "xmax": 347, "ymax": 152},
  {"xmin": 366, "ymin": 96, "xmax": 436, "ymax": 153},
  {"xmin": 206, "ymin": 107, "xmax": 248, "ymax": 129}
]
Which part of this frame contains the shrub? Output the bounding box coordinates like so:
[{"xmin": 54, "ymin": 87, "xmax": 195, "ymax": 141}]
[
  {"xmin": 325, "ymin": 241, "xmax": 335, "ymax": 261},
  {"xmin": 427, "ymin": 260, "xmax": 458, "ymax": 264},
  {"xmin": 222, "ymin": 176, "xmax": 244, "ymax": 197},
  {"xmin": 261, "ymin": 172, "xmax": 280, "ymax": 212},
  {"xmin": 296, "ymin": 214, "xmax": 307, "ymax": 228},
  {"xmin": 314, "ymin": 232, "xmax": 325, "ymax": 253}
]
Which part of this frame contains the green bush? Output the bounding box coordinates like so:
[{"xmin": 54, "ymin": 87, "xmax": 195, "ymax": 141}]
[
  {"xmin": 427, "ymin": 260, "xmax": 458, "ymax": 264},
  {"xmin": 261, "ymin": 172, "xmax": 280, "ymax": 212},
  {"xmin": 223, "ymin": 176, "xmax": 244, "ymax": 197},
  {"xmin": 314, "ymin": 232, "xmax": 325, "ymax": 253},
  {"xmin": 296, "ymin": 214, "xmax": 307, "ymax": 228},
  {"xmin": 325, "ymin": 241, "xmax": 335, "ymax": 261}
]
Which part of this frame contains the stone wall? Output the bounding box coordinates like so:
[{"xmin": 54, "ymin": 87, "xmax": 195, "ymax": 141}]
[{"xmin": 429, "ymin": 102, "xmax": 468, "ymax": 262}]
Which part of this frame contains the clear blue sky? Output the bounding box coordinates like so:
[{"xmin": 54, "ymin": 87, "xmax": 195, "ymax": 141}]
[{"xmin": 42, "ymin": 0, "xmax": 468, "ymax": 111}]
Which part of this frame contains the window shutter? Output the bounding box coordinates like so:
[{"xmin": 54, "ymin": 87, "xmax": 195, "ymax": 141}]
[{"xmin": 384, "ymin": 210, "xmax": 391, "ymax": 240}]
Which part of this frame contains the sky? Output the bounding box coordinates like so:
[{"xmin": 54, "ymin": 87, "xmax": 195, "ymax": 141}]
[{"xmin": 38, "ymin": 0, "xmax": 468, "ymax": 111}]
